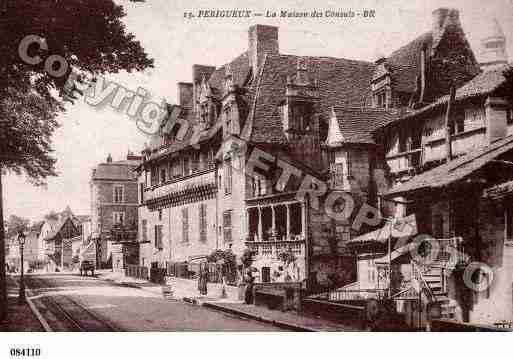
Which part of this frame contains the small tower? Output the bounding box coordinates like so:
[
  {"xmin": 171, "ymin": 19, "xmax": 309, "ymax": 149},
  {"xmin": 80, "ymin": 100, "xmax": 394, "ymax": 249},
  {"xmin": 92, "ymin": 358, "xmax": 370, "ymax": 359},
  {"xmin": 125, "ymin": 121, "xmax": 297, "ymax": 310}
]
[
  {"xmin": 106, "ymin": 153, "xmax": 112, "ymax": 163},
  {"xmin": 480, "ymin": 18, "xmax": 508, "ymax": 71}
]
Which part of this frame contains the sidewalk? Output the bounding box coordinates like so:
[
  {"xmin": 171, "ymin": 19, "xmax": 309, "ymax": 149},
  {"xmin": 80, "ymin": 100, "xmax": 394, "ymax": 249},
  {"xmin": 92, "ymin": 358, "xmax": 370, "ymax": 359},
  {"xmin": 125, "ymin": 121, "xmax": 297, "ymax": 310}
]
[
  {"xmin": 96, "ymin": 270, "xmax": 360, "ymax": 331},
  {"xmin": 97, "ymin": 270, "xmax": 243, "ymax": 304},
  {"xmin": 0, "ymin": 276, "xmax": 44, "ymax": 332},
  {"xmin": 203, "ymin": 302, "xmax": 363, "ymax": 331}
]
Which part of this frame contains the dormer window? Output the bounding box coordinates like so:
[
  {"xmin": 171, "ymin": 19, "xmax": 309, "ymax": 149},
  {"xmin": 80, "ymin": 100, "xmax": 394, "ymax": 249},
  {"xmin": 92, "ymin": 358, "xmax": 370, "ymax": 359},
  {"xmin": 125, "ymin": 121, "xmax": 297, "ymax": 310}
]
[
  {"xmin": 200, "ymin": 102, "xmax": 209, "ymax": 124},
  {"xmin": 376, "ymin": 91, "xmax": 387, "ymax": 108},
  {"xmin": 286, "ymin": 101, "xmax": 313, "ymax": 133}
]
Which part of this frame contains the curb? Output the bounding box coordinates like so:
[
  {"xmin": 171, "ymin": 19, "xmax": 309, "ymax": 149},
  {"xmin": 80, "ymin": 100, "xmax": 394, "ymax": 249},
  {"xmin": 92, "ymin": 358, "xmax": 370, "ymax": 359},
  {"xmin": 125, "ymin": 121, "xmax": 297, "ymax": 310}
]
[
  {"xmin": 9, "ymin": 275, "xmax": 52, "ymax": 332},
  {"xmin": 202, "ymin": 302, "xmax": 316, "ymax": 332}
]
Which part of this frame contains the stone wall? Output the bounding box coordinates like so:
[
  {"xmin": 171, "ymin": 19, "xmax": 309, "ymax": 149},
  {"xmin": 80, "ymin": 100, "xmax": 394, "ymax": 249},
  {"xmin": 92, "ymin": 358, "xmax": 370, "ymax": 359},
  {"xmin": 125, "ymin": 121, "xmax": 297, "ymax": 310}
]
[{"xmin": 471, "ymin": 198, "xmax": 513, "ymax": 324}]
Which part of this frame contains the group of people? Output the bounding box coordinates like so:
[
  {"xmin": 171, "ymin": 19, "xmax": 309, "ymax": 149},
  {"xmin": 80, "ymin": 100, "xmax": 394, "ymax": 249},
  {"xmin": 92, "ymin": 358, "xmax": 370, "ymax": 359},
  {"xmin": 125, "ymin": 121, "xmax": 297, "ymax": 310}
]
[{"xmin": 196, "ymin": 262, "xmax": 255, "ymax": 304}]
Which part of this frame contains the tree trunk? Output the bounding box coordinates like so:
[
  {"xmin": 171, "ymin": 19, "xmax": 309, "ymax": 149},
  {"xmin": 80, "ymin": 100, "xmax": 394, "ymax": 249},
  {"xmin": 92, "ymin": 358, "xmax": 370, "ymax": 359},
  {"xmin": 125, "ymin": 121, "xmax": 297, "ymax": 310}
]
[{"xmin": 0, "ymin": 172, "xmax": 7, "ymax": 323}]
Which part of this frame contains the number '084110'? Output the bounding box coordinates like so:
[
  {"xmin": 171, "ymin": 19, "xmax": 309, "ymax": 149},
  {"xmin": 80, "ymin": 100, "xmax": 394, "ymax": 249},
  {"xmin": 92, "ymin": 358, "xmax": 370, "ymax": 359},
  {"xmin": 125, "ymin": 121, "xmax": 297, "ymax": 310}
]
[{"xmin": 10, "ymin": 348, "xmax": 41, "ymax": 357}]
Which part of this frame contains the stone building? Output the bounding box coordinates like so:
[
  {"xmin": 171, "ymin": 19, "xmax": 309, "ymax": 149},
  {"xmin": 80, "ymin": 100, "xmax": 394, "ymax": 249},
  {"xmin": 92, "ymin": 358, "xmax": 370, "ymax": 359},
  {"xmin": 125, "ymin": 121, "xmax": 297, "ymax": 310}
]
[
  {"xmin": 137, "ymin": 23, "xmax": 385, "ymax": 287},
  {"xmin": 345, "ymin": 12, "xmax": 513, "ymax": 327},
  {"xmin": 90, "ymin": 152, "xmax": 142, "ymax": 269},
  {"xmin": 137, "ymin": 8, "xmax": 513, "ymax": 318},
  {"xmin": 39, "ymin": 206, "xmax": 86, "ymax": 271}
]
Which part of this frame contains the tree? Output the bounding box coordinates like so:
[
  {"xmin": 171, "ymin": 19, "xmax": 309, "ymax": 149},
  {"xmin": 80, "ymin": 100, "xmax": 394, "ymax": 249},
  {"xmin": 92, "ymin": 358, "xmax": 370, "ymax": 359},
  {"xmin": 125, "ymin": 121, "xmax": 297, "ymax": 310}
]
[
  {"xmin": 0, "ymin": 0, "xmax": 153, "ymax": 323},
  {"xmin": 44, "ymin": 211, "xmax": 60, "ymax": 222},
  {"xmin": 5, "ymin": 215, "xmax": 30, "ymax": 239}
]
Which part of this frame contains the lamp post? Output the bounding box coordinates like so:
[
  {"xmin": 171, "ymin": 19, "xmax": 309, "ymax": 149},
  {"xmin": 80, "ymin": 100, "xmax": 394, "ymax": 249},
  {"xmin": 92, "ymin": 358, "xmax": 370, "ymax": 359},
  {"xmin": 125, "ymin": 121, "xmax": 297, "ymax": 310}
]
[{"xmin": 17, "ymin": 230, "xmax": 26, "ymax": 304}]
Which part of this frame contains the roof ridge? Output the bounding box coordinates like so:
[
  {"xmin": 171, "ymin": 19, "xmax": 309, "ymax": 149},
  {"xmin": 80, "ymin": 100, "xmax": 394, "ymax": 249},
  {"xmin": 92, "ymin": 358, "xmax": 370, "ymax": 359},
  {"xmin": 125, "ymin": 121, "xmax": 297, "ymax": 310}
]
[
  {"xmin": 332, "ymin": 106, "xmax": 394, "ymax": 112},
  {"xmin": 275, "ymin": 53, "xmax": 374, "ymax": 65},
  {"xmin": 388, "ymin": 31, "xmax": 432, "ymax": 58},
  {"xmin": 243, "ymin": 53, "xmax": 268, "ymax": 141}
]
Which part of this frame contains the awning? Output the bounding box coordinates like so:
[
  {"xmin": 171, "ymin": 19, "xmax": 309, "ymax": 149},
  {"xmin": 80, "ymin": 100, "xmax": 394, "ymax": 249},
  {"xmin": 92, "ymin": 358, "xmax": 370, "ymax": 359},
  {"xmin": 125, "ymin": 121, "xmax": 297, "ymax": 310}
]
[
  {"xmin": 349, "ymin": 215, "xmax": 417, "ymax": 246},
  {"xmin": 385, "ymin": 135, "xmax": 513, "ymax": 197}
]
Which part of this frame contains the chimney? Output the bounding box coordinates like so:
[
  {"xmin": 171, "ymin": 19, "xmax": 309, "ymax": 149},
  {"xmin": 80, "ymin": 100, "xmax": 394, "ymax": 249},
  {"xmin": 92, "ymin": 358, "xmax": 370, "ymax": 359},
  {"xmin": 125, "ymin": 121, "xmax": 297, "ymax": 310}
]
[
  {"xmin": 177, "ymin": 82, "xmax": 193, "ymax": 108},
  {"xmin": 192, "ymin": 64, "xmax": 216, "ymax": 113},
  {"xmin": 106, "ymin": 153, "xmax": 112, "ymax": 163},
  {"xmin": 432, "ymin": 8, "xmax": 460, "ymax": 46},
  {"xmin": 419, "ymin": 46, "xmax": 427, "ymax": 103},
  {"xmin": 248, "ymin": 25, "xmax": 279, "ymax": 76}
]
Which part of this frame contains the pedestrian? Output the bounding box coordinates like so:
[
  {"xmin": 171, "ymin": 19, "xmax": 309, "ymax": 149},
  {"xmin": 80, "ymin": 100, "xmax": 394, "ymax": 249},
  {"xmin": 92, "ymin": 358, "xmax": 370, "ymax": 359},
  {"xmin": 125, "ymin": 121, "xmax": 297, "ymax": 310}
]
[
  {"xmin": 244, "ymin": 270, "xmax": 255, "ymax": 304},
  {"xmin": 198, "ymin": 263, "xmax": 208, "ymax": 296}
]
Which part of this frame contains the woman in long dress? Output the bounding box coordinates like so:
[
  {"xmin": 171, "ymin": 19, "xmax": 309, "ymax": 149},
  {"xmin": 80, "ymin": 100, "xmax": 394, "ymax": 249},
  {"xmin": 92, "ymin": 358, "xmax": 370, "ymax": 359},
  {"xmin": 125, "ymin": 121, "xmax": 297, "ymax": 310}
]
[
  {"xmin": 198, "ymin": 263, "xmax": 208, "ymax": 295},
  {"xmin": 244, "ymin": 270, "xmax": 255, "ymax": 304}
]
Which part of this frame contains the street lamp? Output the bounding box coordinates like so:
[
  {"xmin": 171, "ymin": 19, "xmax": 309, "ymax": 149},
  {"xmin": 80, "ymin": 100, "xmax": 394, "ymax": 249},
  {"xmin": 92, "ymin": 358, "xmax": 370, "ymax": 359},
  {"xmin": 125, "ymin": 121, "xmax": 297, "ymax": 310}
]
[{"xmin": 17, "ymin": 230, "xmax": 26, "ymax": 304}]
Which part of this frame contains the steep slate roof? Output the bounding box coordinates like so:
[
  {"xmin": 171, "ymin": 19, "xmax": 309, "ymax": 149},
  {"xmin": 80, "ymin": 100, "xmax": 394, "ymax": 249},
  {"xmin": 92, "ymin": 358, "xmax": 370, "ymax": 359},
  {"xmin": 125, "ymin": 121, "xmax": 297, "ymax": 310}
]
[
  {"xmin": 146, "ymin": 52, "xmax": 255, "ymax": 160},
  {"xmin": 385, "ymin": 32, "xmax": 433, "ymax": 94},
  {"xmin": 386, "ymin": 134, "xmax": 513, "ymax": 197},
  {"xmin": 208, "ymin": 52, "xmax": 252, "ymax": 98},
  {"xmin": 92, "ymin": 160, "xmax": 140, "ymax": 181},
  {"xmin": 375, "ymin": 64, "xmax": 512, "ymax": 130},
  {"xmin": 150, "ymin": 52, "xmax": 375, "ymax": 157},
  {"xmin": 332, "ymin": 107, "xmax": 400, "ymax": 144},
  {"xmin": 247, "ymin": 54, "xmax": 375, "ymax": 144}
]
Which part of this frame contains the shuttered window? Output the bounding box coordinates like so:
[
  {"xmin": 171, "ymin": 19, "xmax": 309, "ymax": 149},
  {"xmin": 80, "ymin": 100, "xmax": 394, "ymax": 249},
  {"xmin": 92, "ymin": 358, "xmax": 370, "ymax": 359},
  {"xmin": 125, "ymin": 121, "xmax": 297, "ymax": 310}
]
[
  {"xmin": 199, "ymin": 204, "xmax": 207, "ymax": 242},
  {"xmin": 223, "ymin": 210, "xmax": 232, "ymax": 242},
  {"xmin": 113, "ymin": 185, "xmax": 124, "ymax": 203},
  {"xmin": 224, "ymin": 159, "xmax": 232, "ymax": 194},
  {"xmin": 141, "ymin": 219, "xmax": 147, "ymax": 242},
  {"xmin": 182, "ymin": 207, "xmax": 189, "ymax": 242},
  {"xmin": 191, "ymin": 151, "xmax": 200, "ymax": 172},
  {"xmin": 154, "ymin": 225, "xmax": 163, "ymax": 249},
  {"xmin": 183, "ymin": 156, "xmax": 190, "ymax": 176}
]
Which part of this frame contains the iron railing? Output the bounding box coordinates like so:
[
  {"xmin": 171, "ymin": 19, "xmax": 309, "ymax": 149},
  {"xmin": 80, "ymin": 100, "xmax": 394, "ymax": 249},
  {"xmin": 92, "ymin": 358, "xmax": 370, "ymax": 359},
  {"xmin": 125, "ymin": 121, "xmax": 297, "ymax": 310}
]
[
  {"xmin": 125, "ymin": 264, "xmax": 149, "ymax": 280},
  {"xmin": 316, "ymin": 288, "xmax": 387, "ymax": 302}
]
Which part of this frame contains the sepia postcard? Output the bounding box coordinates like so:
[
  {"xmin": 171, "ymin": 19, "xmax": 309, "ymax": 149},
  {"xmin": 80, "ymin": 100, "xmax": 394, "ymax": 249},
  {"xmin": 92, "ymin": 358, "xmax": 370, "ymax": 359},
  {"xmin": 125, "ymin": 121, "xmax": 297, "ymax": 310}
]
[{"xmin": 1, "ymin": 0, "xmax": 513, "ymax": 357}]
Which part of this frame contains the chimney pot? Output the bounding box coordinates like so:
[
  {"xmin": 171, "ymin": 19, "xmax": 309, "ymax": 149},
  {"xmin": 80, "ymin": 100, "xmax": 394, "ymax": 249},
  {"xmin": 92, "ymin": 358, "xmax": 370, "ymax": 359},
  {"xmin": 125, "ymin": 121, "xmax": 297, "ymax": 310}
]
[
  {"xmin": 432, "ymin": 8, "xmax": 460, "ymax": 45},
  {"xmin": 177, "ymin": 82, "xmax": 193, "ymax": 108}
]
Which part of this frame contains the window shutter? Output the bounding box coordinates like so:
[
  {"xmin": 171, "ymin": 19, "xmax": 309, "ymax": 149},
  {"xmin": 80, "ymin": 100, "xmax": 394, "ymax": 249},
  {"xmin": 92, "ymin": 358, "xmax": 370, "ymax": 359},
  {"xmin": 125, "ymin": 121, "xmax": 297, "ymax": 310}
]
[
  {"xmin": 224, "ymin": 160, "xmax": 232, "ymax": 194},
  {"xmin": 223, "ymin": 210, "xmax": 232, "ymax": 242},
  {"xmin": 182, "ymin": 208, "xmax": 189, "ymax": 242},
  {"xmin": 191, "ymin": 152, "xmax": 200, "ymax": 172},
  {"xmin": 157, "ymin": 225, "xmax": 163, "ymax": 249},
  {"xmin": 199, "ymin": 204, "xmax": 207, "ymax": 242},
  {"xmin": 142, "ymin": 220, "xmax": 147, "ymax": 242},
  {"xmin": 183, "ymin": 156, "xmax": 190, "ymax": 176}
]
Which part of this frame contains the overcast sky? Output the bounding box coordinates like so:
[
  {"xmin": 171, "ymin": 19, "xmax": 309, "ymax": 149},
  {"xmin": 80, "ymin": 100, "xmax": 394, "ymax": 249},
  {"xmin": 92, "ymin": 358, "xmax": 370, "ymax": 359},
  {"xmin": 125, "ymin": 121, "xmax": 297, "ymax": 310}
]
[{"xmin": 3, "ymin": 0, "xmax": 513, "ymax": 221}]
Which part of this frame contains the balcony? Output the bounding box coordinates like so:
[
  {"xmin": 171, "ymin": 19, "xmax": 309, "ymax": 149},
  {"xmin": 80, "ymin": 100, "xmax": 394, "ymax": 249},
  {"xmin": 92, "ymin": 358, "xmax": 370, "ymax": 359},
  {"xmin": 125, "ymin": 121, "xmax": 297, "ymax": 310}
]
[
  {"xmin": 386, "ymin": 148, "xmax": 422, "ymax": 174},
  {"xmin": 245, "ymin": 238, "xmax": 306, "ymax": 258},
  {"xmin": 144, "ymin": 168, "xmax": 217, "ymax": 210}
]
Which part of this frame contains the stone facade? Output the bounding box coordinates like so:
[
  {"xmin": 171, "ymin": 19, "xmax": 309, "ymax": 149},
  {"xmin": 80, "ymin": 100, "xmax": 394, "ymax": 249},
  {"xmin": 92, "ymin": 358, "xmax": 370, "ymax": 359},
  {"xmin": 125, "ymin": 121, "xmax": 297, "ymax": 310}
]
[{"xmin": 90, "ymin": 153, "xmax": 141, "ymax": 268}]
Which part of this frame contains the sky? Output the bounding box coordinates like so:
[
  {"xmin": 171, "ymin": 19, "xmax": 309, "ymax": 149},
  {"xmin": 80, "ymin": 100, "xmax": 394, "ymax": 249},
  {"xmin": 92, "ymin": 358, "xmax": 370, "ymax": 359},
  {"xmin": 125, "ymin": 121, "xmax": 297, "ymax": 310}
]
[{"xmin": 3, "ymin": 0, "xmax": 513, "ymax": 222}]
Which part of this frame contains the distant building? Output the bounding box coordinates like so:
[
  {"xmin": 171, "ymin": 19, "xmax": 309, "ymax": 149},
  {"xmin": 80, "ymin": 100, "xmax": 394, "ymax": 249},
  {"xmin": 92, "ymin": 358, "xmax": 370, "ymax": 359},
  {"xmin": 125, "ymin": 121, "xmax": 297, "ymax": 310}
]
[
  {"xmin": 90, "ymin": 152, "xmax": 142, "ymax": 269},
  {"xmin": 39, "ymin": 206, "xmax": 88, "ymax": 271}
]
